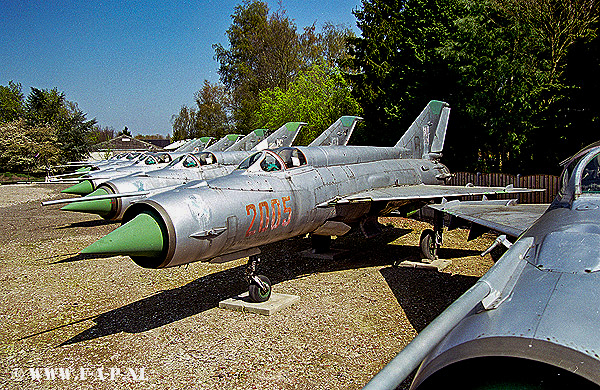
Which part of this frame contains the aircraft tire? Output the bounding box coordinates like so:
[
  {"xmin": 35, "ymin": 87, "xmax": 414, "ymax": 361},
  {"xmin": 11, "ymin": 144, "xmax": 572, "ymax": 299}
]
[
  {"xmin": 249, "ymin": 275, "xmax": 272, "ymax": 303},
  {"xmin": 420, "ymin": 229, "xmax": 438, "ymax": 261}
]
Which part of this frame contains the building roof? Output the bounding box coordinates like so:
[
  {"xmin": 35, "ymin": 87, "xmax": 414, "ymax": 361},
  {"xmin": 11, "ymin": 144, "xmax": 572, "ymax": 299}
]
[{"xmin": 89, "ymin": 134, "xmax": 163, "ymax": 152}]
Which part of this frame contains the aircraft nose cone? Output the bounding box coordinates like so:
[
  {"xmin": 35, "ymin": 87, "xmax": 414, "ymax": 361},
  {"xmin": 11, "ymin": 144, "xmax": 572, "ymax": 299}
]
[
  {"xmin": 62, "ymin": 180, "xmax": 94, "ymax": 195},
  {"xmin": 60, "ymin": 188, "xmax": 113, "ymax": 216},
  {"xmin": 80, "ymin": 211, "xmax": 165, "ymax": 258}
]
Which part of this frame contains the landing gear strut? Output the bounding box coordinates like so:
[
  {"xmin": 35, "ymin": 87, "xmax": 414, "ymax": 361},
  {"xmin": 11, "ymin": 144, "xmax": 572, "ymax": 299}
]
[
  {"xmin": 246, "ymin": 255, "xmax": 272, "ymax": 303},
  {"xmin": 420, "ymin": 209, "xmax": 444, "ymax": 261}
]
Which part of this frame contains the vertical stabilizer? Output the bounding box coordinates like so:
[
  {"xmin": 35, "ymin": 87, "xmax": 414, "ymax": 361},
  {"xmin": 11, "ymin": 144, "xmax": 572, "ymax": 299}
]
[
  {"xmin": 206, "ymin": 134, "xmax": 243, "ymax": 152},
  {"xmin": 226, "ymin": 129, "xmax": 267, "ymax": 151},
  {"xmin": 309, "ymin": 116, "xmax": 362, "ymax": 147},
  {"xmin": 177, "ymin": 137, "xmax": 213, "ymax": 153},
  {"xmin": 252, "ymin": 122, "xmax": 305, "ymax": 150},
  {"xmin": 395, "ymin": 100, "xmax": 450, "ymax": 159}
]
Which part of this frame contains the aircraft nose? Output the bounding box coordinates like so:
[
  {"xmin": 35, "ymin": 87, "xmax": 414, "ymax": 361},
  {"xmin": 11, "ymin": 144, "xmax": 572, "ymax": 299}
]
[
  {"xmin": 62, "ymin": 180, "xmax": 94, "ymax": 195},
  {"xmin": 80, "ymin": 211, "xmax": 165, "ymax": 259},
  {"xmin": 61, "ymin": 187, "xmax": 114, "ymax": 216}
]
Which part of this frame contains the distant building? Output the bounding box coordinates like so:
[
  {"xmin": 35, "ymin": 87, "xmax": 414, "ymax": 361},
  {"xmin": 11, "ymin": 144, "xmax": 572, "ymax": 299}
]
[
  {"xmin": 144, "ymin": 139, "xmax": 171, "ymax": 149},
  {"xmin": 88, "ymin": 134, "xmax": 163, "ymax": 160}
]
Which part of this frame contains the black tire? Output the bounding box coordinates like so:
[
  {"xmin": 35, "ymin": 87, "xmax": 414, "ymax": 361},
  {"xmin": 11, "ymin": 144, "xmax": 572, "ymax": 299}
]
[
  {"xmin": 248, "ymin": 275, "xmax": 271, "ymax": 303},
  {"xmin": 420, "ymin": 229, "xmax": 438, "ymax": 261}
]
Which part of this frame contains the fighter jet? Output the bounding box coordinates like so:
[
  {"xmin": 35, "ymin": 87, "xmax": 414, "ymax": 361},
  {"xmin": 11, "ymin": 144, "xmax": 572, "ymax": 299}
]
[
  {"xmin": 47, "ymin": 117, "xmax": 360, "ymax": 220},
  {"xmin": 362, "ymin": 142, "xmax": 600, "ymax": 389},
  {"xmin": 78, "ymin": 101, "xmax": 536, "ymax": 303},
  {"xmin": 58, "ymin": 134, "xmax": 252, "ymax": 195}
]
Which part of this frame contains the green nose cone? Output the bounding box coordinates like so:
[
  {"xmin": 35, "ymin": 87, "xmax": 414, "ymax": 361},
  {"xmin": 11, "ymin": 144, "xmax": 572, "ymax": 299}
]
[
  {"xmin": 62, "ymin": 180, "xmax": 94, "ymax": 195},
  {"xmin": 75, "ymin": 166, "xmax": 92, "ymax": 173},
  {"xmin": 61, "ymin": 188, "xmax": 113, "ymax": 216},
  {"xmin": 80, "ymin": 212, "xmax": 165, "ymax": 258}
]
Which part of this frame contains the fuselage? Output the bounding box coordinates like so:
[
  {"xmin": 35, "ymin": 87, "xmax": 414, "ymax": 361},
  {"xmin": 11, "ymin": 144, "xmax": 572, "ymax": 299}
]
[
  {"xmin": 123, "ymin": 146, "xmax": 450, "ymax": 268},
  {"xmin": 411, "ymin": 145, "xmax": 600, "ymax": 388}
]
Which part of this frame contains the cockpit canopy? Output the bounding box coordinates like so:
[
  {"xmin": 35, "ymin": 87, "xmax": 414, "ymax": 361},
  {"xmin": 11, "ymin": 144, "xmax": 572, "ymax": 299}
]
[
  {"xmin": 554, "ymin": 144, "xmax": 600, "ymax": 206},
  {"xmin": 276, "ymin": 147, "xmax": 307, "ymax": 169},
  {"xmin": 236, "ymin": 148, "xmax": 308, "ymax": 173},
  {"xmin": 168, "ymin": 152, "xmax": 218, "ymax": 169}
]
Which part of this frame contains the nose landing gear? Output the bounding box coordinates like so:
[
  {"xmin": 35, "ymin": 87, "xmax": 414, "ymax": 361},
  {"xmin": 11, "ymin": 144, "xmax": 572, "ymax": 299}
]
[{"xmin": 246, "ymin": 255, "xmax": 272, "ymax": 302}]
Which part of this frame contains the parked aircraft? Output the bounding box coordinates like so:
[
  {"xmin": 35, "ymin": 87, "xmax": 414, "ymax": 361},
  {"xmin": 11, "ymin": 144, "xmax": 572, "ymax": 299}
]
[
  {"xmin": 362, "ymin": 141, "xmax": 600, "ymax": 389},
  {"xmin": 46, "ymin": 117, "xmax": 360, "ymax": 220},
  {"xmin": 59, "ymin": 134, "xmax": 252, "ymax": 195},
  {"xmin": 78, "ymin": 101, "xmax": 535, "ymax": 303}
]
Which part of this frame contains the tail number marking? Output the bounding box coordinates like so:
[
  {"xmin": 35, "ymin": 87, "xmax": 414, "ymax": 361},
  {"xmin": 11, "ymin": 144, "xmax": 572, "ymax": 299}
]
[{"xmin": 245, "ymin": 196, "xmax": 292, "ymax": 237}]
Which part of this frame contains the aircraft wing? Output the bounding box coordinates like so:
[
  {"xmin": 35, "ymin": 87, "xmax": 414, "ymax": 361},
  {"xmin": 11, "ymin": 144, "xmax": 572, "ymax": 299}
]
[
  {"xmin": 427, "ymin": 199, "xmax": 549, "ymax": 238},
  {"xmin": 318, "ymin": 184, "xmax": 546, "ymax": 237},
  {"xmin": 318, "ymin": 184, "xmax": 539, "ymax": 207}
]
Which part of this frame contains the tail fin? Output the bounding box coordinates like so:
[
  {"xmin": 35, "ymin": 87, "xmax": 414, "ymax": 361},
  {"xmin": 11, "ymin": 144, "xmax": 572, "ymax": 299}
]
[
  {"xmin": 395, "ymin": 100, "xmax": 450, "ymax": 159},
  {"xmin": 177, "ymin": 137, "xmax": 213, "ymax": 153},
  {"xmin": 206, "ymin": 134, "xmax": 244, "ymax": 152},
  {"xmin": 252, "ymin": 122, "xmax": 305, "ymax": 150},
  {"xmin": 309, "ymin": 116, "xmax": 362, "ymax": 147},
  {"xmin": 226, "ymin": 129, "xmax": 267, "ymax": 151}
]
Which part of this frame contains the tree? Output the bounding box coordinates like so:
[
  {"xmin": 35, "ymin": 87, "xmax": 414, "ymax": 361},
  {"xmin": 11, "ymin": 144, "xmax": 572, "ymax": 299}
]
[
  {"xmin": 256, "ymin": 64, "xmax": 361, "ymax": 145},
  {"xmin": 0, "ymin": 83, "xmax": 96, "ymax": 171},
  {"xmin": 345, "ymin": 0, "xmax": 459, "ymax": 147},
  {"xmin": 214, "ymin": 1, "xmax": 304, "ymax": 131},
  {"xmin": 171, "ymin": 105, "xmax": 198, "ymax": 141},
  {"xmin": 194, "ymin": 80, "xmax": 232, "ymax": 138},
  {"xmin": 0, "ymin": 81, "xmax": 25, "ymax": 123},
  {"xmin": 347, "ymin": 0, "xmax": 599, "ymax": 174}
]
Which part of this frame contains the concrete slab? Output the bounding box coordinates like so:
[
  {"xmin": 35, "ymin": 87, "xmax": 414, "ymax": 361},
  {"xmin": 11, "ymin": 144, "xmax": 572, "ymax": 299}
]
[
  {"xmin": 219, "ymin": 292, "xmax": 300, "ymax": 316},
  {"xmin": 299, "ymin": 248, "xmax": 349, "ymax": 260},
  {"xmin": 394, "ymin": 259, "xmax": 452, "ymax": 271}
]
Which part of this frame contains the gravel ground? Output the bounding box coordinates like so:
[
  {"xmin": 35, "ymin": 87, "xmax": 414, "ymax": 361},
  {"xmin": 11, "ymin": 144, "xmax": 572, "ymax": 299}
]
[{"xmin": 0, "ymin": 183, "xmax": 496, "ymax": 390}]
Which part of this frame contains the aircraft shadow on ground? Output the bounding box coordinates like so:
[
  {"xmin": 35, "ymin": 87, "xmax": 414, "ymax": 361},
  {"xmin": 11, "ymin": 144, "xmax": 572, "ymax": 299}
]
[
  {"xmin": 380, "ymin": 267, "xmax": 479, "ymax": 334},
  {"xmin": 56, "ymin": 225, "xmax": 480, "ymax": 346},
  {"xmin": 55, "ymin": 219, "xmax": 118, "ymax": 229}
]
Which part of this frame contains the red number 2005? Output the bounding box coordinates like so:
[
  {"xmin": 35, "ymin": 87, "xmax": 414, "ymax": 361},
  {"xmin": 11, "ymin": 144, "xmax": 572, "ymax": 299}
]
[{"xmin": 245, "ymin": 196, "xmax": 292, "ymax": 237}]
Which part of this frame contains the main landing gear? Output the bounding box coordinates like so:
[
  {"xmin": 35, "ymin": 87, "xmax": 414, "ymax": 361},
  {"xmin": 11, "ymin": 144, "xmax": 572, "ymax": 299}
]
[
  {"xmin": 419, "ymin": 209, "xmax": 444, "ymax": 261},
  {"xmin": 246, "ymin": 255, "xmax": 272, "ymax": 303}
]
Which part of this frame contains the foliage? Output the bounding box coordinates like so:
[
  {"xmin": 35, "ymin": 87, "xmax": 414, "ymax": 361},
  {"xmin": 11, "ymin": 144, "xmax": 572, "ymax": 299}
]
[
  {"xmin": 194, "ymin": 81, "xmax": 233, "ymax": 138},
  {"xmin": 256, "ymin": 65, "xmax": 362, "ymax": 145},
  {"xmin": 88, "ymin": 126, "xmax": 116, "ymax": 144},
  {"xmin": 171, "ymin": 80, "xmax": 232, "ymax": 141},
  {"xmin": 347, "ymin": 0, "xmax": 600, "ymax": 174},
  {"xmin": 213, "ymin": 0, "xmax": 355, "ymax": 132},
  {"xmin": 0, "ymin": 119, "xmax": 62, "ymax": 172},
  {"xmin": 0, "ymin": 81, "xmax": 25, "ymax": 123},
  {"xmin": 0, "ymin": 83, "xmax": 96, "ymax": 172}
]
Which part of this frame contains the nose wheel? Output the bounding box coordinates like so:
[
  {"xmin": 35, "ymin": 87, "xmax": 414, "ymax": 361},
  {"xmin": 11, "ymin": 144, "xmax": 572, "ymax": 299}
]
[{"xmin": 246, "ymin": 255, "xmax": 272, "ymax": 302}]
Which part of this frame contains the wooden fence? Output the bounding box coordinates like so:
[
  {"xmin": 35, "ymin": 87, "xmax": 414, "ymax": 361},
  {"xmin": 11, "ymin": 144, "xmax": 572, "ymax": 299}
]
[{"xmin": 448, "ymin": 172, "xmax": 560, "ymax": 204}]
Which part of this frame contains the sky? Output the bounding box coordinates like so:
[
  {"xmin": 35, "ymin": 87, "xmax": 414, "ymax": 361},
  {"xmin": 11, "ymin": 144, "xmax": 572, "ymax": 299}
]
[{"xmin": 1, "ymin": 0, "xmax": 363, "ymax": 137}]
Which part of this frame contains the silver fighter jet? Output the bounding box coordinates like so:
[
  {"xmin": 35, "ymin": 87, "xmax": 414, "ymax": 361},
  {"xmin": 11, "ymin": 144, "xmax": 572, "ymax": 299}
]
[
  {"xmin": 363, "ymin": 141, "xmax": 600, "ymax": 389},
  {"xmin": 78, "ymin": 101, "xmax": 536, "ymax": 303}
]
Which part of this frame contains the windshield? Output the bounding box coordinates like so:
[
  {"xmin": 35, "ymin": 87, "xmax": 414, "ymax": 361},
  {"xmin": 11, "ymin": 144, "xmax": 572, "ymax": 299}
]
[
  {"xmin": 196, "ymin": 152, "xmax": 217, "ymax": 165},
  {"xmin": 582, "ymin": 153, "xmax": 600, "ymax": 194},
  {"xmin": 166, "ymin": 155, "xmax": 185, "ymax": 167},
  {"xmin": 237, "ymin": 152, "xmax": 263, "ymax": 170}
]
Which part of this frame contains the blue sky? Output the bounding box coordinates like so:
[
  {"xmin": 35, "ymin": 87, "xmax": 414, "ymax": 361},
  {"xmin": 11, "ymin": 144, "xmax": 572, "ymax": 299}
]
[{"xmin": 1, "ymin": 0, "xmax": 363, "ymax": 137}]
